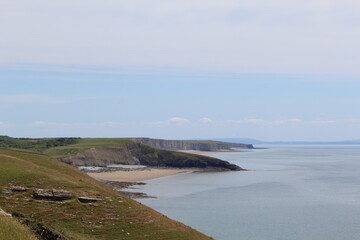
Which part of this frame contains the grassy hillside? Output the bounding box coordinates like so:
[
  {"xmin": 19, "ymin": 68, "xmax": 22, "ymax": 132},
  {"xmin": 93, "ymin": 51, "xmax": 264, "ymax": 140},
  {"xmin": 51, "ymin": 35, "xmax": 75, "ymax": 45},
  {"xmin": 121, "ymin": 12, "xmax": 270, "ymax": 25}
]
[
  {"xmin": 0, "ymin": 215, "xmax": 37, "ymax": 240},
  {"xmin": 0, "ymin": 136, "xmax": 131, "ymax": 158},
  {"xmin": 43, "ymin": 138, "xmax": 132, "ymax": 158},
  {"xmin": 0, "ymin": 149, "xmax": 212, "ymax": 240},
  {"xmin": 0, "ymin": 137, "xmax": 243, "ymax": 170},
  {"xmin": 0, "ymin": 136, "xmax": 80, "ymax": 152}
]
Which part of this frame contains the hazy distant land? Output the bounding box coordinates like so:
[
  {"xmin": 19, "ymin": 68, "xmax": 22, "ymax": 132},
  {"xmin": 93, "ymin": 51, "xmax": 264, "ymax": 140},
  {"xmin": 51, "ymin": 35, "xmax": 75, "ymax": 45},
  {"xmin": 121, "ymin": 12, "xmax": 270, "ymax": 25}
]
[{"xmin": 212, "ymin": 138, "xmax": 360, "ymax": 145}]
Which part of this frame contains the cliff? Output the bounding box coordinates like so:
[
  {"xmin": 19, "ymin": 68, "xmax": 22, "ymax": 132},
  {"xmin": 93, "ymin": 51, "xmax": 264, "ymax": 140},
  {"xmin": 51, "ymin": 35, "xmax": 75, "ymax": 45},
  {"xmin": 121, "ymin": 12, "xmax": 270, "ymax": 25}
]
[
  {"xmin": 0, "ymin": 137, "xmax": 244, "ymax": 171},
  {"xmin": 130, "ymin": 138, "xmax": 253, "ymax": 151},
  {"xmin": 60, "ymin": 142, "xmax": 243, "ymax": 171}
]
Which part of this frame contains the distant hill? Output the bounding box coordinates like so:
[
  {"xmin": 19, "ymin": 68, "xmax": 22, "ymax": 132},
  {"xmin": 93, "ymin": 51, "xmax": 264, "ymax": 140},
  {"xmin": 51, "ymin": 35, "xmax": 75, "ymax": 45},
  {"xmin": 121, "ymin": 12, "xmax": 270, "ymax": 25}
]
[
  {"xmin": 213, "ymin": 138, "xmax": 360, "ymax": 145},
  {"xmin": 131, "ymin": 138, "xmax": 254, "ymax": 151},
  {"xmin": 57, "ymin": 139, "xmax": 243, "ymax": 171},
  {"xmin": 0, "ymin": 136, "xmax": 243, "ymax": 171}
]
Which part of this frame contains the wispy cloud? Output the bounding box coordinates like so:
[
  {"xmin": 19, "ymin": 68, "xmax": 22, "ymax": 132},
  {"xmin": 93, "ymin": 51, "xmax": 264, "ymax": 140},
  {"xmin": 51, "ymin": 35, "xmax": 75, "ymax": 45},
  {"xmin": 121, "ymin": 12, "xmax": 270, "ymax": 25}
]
[
  {"xmin": 152, "ymin": 117, "xmax": 192, "ymax": 127},
  {"xmin": 272, "ymin": 118, "xmax": 302, "ymax": 125},
  {"xmin": 228, "ymin": 118, "xmax": 267, "ymax": 124},
  {"xmin": 100, "ymin": 121, "xmax": 124, "ymax": 126},
  {"xmin": 227, "ymin": 118, "xmax": 344, "ymax": 125},
  {"xmin": 228, "ymin": 118, "xmax": 303, "ymax": 125},
  {"xmin": 309, "ymin": 120, "xmax": 337, "ymax": 124},
  {"xmin": 198, "ymin": 117, "xmax": 214, "ymax": 124}
]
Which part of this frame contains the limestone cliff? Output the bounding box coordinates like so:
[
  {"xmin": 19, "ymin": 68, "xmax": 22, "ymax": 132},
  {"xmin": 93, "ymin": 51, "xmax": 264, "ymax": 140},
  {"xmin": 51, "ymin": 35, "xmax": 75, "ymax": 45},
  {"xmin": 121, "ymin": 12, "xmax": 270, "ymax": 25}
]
[
  {"xmin": 60, "ymin": 142, "xmax": 244, "ymax": 171},
  {"xmin": 130, "ymin": 138, "xmax": 253, "ymax": 151}
]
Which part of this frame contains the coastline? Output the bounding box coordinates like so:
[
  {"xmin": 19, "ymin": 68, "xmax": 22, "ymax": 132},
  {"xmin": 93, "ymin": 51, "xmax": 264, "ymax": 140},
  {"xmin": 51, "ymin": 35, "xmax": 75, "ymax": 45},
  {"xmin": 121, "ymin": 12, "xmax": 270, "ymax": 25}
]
[
  {"xmin": 87, "ymin": 167, "xmax": 201, "ymax": 182},
  {"xmin": 181, "ymin": 150, "xmax": 246, "ymax": 157}
]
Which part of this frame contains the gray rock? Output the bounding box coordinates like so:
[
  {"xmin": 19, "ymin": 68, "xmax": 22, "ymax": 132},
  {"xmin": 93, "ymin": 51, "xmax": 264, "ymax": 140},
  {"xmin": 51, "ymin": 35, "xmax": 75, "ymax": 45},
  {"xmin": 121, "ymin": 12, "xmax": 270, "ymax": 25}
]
[
  {"xmin": 10, "ymin": 186, "xmax": 28, "ymax": 192},
  {"xmin": 33, "ymin": 189, "xmax": 73, "ymax": 201},
  {"xmin": 2, "ymin": 188, "xmax": 12, "ymax": 194}
]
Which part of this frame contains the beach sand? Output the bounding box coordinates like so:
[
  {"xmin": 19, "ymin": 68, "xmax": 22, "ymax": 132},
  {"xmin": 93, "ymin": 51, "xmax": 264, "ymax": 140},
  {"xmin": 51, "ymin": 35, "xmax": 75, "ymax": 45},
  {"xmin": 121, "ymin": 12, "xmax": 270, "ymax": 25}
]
[{"xmin": 88, "ymin": 168, "xmax": 199, "ymax": 182}]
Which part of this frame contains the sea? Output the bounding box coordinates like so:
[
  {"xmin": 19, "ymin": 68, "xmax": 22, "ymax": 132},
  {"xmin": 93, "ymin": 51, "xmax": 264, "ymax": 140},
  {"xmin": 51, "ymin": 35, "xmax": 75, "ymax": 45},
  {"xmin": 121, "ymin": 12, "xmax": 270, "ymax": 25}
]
[{"xmin": 135, "ymin": 145, "xmax": 360, "ymax": 240}]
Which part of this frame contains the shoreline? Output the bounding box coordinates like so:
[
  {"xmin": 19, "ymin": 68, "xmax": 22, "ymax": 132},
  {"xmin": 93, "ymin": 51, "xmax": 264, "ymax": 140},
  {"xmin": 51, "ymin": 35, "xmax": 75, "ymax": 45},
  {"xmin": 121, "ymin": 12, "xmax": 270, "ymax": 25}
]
[
  {"xmin": 87, "ymin": 167, "xmax": 201, "ymax": 182},
  {"xmin": 187, "ymin": 151, "xmax": 234, "ymax": 155}
]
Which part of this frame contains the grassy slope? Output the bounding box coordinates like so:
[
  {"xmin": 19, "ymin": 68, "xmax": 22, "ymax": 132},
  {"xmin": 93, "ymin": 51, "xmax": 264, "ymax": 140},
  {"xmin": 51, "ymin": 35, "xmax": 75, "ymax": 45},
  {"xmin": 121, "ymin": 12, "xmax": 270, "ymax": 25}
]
[
  {"xmin": 0, "ymin": 149, "xmax": 212, "ymax": 240},
  {"xmin": 0, "ymin": 215, "xmax": 37, "ymax": 240},
  {"xmin": 43, "ymin": 138, "xmax": 132, "ymax": 158}
]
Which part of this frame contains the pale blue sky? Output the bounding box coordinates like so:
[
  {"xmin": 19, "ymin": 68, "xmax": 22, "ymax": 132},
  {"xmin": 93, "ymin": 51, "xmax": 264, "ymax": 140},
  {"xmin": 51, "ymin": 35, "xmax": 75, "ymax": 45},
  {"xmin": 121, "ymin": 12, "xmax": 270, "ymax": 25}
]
[
  {"xmin": 1, "ymin": 65, "xmax": 360, "ymax": 141},
  {"xmin": 1, "ymin": 1, "xmax": 360, "ymax": 140}
]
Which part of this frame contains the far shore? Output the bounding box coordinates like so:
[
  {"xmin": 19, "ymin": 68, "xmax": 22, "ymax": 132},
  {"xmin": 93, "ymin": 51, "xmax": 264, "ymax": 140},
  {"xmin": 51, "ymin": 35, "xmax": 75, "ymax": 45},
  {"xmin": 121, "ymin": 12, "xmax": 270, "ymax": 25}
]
[
  {"xmin": 187, "ymin": 151, "xmax": 234, "ymax": 155},
  {"xmin": 88, "ymin": 168, "xmax": 202, "ymax": 182},
  {"xmin": 181, "ymin": 149, "xmax": 248, "ymax": 155}
]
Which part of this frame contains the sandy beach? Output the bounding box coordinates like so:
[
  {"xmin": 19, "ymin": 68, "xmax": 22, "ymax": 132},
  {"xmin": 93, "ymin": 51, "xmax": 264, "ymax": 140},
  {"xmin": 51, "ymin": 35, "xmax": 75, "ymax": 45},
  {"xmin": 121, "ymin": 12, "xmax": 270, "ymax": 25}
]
[{"xmin": 88, "ymin": 168, "xmax": 199, "ymax": 182}]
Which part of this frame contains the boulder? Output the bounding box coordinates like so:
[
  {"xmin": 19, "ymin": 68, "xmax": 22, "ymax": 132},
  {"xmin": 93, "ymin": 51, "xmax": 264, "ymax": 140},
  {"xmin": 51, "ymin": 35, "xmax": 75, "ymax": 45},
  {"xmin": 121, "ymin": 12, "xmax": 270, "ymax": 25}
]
[
  {"xmin": 33, "ymin": 189, "xmax": 73, "ymax": 201},
  {"xmin": 10, "ymin": 186, "xmax": 28, "ymax": 192},
  {"xmin": 78, "ymin": 197, "xmax": 103, "ymax": 203},
  {"xmin": 2, "ymin": 186, "xmax": 28, "ymax": 194}
]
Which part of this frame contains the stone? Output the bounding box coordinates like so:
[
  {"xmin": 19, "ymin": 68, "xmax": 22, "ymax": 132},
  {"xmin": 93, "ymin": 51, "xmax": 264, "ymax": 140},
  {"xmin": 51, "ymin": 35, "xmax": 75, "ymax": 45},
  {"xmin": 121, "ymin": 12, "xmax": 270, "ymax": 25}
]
[
  {"xmin": 33, "ymin": 189, "xmax": 73, "ymax": 201},
  {"xmin": 0, "ymin": 208, "xmax": 11, "ymax": 217},
  {"xmin": 2, "ymin": 188, "xmax": 12, "ymax": 194},
  {"xmin": 10, "ymin": 186, "xmax": 28, "ymax": 192},
  {"xmin": 78, "ymin": 197, "xmax": 103, "ymax": 203}
]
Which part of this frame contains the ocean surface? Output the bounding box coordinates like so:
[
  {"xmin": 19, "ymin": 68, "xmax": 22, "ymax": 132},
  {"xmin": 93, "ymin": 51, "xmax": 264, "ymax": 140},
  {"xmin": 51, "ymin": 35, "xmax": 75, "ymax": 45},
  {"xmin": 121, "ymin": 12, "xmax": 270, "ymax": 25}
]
[{"xmin": 136, "ymin": 146, "xmax": 360, "ymax": 240}]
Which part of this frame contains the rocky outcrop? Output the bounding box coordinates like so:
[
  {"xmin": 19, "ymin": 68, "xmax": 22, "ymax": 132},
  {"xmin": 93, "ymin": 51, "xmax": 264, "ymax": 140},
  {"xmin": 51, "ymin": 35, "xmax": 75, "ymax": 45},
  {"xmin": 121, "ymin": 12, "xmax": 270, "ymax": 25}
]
[
  {"xmin": 33, "ymin": 189, "xmax": 73, "ymax": 201},
  {"xmin": 2, "ymin": 186, "xmax": 28, "ymax": 194},
  {"xmin": 60, "ymin": 145, "xmax": 139, "ymax": 166},
  {"xmin": 60, "ymin": 142, "xmax": 244, "ymax": 171},
  {"xmin": 78, "ymin": 197, "xmax": 103, "ymax": 203},
  {"xmin": 130, "ymin": 138, "xmax": 253, "ymax": 151}
]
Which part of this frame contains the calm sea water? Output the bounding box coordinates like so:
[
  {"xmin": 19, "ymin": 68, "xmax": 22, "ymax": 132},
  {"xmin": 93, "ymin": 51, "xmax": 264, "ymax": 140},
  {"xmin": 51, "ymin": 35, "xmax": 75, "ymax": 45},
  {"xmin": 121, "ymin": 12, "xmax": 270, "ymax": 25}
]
[{"xmin": 136, "ymin": 146, "xmax": 360, "ymax": 240}]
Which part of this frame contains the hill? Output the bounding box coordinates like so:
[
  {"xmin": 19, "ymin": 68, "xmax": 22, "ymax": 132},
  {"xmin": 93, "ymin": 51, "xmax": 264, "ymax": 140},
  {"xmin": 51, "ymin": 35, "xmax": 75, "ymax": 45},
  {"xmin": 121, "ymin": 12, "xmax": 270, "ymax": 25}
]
[
  {"xmin": 214, "ymin": 138, "xmax": 360, "ymax": 145},
  {"xmin": 131, "ymin": 138, "xmax": 254, "ymax": 151},
  {"xmin": 55, "ymin": 140, "xmax": 243, "ymax": 171},
  {"xmin": 0, "ymin": 136, "xmax": 243, "ymax": 171},
  {"xmin": 0, "ymin": 148, "xmax": 213, "ymax": 240}
]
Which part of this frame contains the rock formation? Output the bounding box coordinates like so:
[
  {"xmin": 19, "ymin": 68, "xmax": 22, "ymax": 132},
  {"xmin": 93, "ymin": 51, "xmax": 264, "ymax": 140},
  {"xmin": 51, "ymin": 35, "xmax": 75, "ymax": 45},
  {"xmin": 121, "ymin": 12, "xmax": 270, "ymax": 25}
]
[
  {"xmin": 60, "ymin": 142, "xmax": 244, "ymax": 171},
  {"xmin": 33, "ymin": 189, "xmax": 73, "ymax": 201},
  {"xmin": 130, "ymin": 138, "xmax": 254, "ymax": 151}
]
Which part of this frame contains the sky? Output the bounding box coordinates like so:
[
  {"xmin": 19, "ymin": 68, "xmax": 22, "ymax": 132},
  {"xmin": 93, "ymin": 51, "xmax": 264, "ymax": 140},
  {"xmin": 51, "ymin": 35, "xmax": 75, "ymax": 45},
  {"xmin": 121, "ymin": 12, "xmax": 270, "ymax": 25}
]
[{"xmin": 1, "ymin": 0, "xmax": 360, "ymax": 141}]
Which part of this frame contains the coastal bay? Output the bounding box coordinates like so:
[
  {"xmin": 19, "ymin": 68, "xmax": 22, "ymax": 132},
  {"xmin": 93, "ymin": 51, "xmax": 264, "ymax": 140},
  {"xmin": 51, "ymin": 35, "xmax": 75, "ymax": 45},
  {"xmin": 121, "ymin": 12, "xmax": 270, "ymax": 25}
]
[{"xmin": 136, "ymin": 145, "xmax": 360, "ymax": 240}]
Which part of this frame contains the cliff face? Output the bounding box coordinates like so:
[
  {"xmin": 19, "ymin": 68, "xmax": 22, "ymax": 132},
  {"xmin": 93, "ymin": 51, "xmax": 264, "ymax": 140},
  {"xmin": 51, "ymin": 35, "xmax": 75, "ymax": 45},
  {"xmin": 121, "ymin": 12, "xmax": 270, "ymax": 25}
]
[
  {"xmin": 130, "ymin": 138, "xmax": 253, "ymax": 151},
  {"xmin": 60, "ymin": 144, "xmax": 140, "ymax": 166},
  {"xmin": 60, "ymin": 142, "xmax": 244, "ymax": 171}
]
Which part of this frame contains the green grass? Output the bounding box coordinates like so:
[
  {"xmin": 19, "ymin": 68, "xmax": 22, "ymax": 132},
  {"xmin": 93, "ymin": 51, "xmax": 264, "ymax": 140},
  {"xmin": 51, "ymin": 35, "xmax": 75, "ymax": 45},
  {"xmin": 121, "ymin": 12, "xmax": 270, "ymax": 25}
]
[
  {"xmin": 0, "ymin": 136, "xmax": 132, "ymax": 159},
  {"xmin": 0, "ymin": 136, "xmax": 79, "ymax": 151},
  {"xmin": 43, "ymin": 138, "xmax": 132, "ymax": 158},
  {"xmin": 0, "ymin": 215, "xmax": 37, "ymax": 240},
  {"xmin": 0, "ymin": 149, "xmax": 212, "ymax": 240}
]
